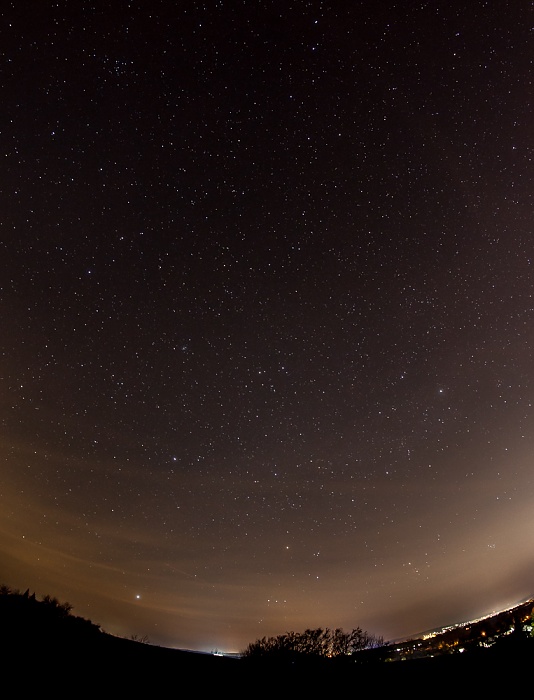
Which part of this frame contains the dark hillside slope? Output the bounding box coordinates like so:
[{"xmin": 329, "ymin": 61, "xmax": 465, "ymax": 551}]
[{"xmin": 1, "ymin": 589, "xmax": 533, "ymax": 694}]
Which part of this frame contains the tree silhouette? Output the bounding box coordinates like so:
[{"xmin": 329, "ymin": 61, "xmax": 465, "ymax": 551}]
[
  {"xmin": 41, "ymin": 594, "xmax": 73, "ymax": 617},
  {"xmin": 241, "ymin": 626, "xmax": 384, "ymax": 662}
]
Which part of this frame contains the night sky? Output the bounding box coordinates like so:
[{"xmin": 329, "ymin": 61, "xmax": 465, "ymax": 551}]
[{"xmin": 1, "ymin": 1, "xmax": 533, "ymax": 653}]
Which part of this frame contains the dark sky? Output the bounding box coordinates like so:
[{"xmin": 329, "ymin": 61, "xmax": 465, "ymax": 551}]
[{"xmin": 1, "ymin": 0, "xmax": 533, "ymax": 652}]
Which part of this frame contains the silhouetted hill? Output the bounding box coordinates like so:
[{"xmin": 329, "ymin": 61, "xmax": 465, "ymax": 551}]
[{"xmin": 1, "ymin": 586, "xmax": 533, "ymax": 694}]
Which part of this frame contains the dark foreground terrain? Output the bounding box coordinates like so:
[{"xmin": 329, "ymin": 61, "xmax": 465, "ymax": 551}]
[
  {"xmin": 3, "ymin": 628, "xmax": 533, "ymax": 695},
  {"xmin": 1, "ymin": 590, "xmax": 532, "ymax": 695}
]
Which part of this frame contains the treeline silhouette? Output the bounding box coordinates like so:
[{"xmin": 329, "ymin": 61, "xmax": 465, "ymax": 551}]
[
  {"xmin": 241, "ymin": 626, "xmax": 384, "ymax": 665},
  {"xmin": 0, "ymin": 583, "xmax": 103, "ymax": 647}
]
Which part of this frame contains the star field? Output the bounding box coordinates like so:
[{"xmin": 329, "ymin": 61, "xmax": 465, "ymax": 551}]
[{"xmin": 1, "ymin": 1, "xmax": 533, "ymax": 652}]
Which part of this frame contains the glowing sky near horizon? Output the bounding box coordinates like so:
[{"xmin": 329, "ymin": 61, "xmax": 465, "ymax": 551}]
[{"xmin": 1, "ymin": 1, "xmax": 533, "ymax": 653}]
